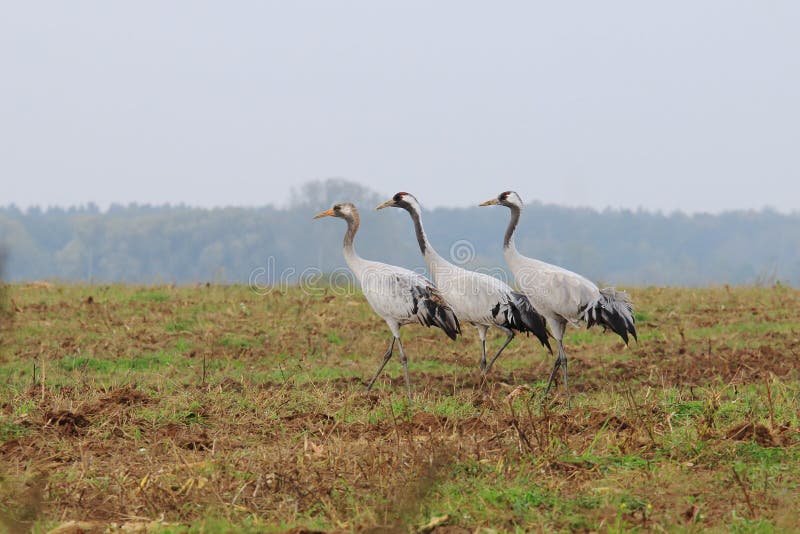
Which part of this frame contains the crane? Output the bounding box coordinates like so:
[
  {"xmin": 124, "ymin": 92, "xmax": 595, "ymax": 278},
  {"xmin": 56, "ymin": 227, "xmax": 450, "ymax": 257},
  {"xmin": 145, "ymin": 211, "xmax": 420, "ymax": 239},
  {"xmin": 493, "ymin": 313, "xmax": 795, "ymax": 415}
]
[
  {"xmin": 313, "ymin": 202, "xmax": 460, "ymax": 402},
  {"xmin": 376, "ymin": 192, "xmax": 551, "ymax": 378},
  {"xmin": 479, "ymin": 191, "xmax": 637, "ymax": 399}
]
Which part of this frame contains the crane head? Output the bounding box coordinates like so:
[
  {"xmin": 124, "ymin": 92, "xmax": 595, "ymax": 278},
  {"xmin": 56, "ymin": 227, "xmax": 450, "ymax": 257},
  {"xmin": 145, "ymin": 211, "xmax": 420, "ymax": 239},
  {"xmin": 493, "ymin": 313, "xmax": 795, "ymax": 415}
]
[
  {"xmin": 313, "ymin": 202, "xmax": 358, "ymax": 220},
  {"xmin": 479, "ymin": 191, "xmax": 523, "ymax": 208},
  {"xmin": 376, "ymin": 192, "xmax": 420, "ymax": 212}
]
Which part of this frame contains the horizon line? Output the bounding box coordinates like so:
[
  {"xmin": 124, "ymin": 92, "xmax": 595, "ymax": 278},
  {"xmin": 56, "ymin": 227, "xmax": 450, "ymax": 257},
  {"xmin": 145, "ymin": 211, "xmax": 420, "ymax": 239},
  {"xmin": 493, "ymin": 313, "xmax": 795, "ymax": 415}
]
[{"xmin": 0, "ymin": 200, "xmax": 798, "ymax": 218}]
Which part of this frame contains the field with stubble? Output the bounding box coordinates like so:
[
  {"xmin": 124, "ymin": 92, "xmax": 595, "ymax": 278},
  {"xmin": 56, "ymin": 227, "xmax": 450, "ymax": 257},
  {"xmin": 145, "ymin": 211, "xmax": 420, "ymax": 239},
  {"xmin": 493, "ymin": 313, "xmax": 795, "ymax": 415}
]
[{"xmin": 0, "ymin": 284, "xmax": 799, "ymax": 533}]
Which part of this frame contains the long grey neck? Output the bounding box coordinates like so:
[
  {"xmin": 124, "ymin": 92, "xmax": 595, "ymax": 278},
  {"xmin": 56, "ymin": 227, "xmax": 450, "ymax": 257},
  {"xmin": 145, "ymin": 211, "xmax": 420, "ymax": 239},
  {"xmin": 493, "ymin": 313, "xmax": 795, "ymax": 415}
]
[
  {"xmin": 342, "ymin": 213, "xmax": 360, "ymax": 264},
  {"xmin": 504, "ymin": 205, "xmax": 520, "ymax": 251},
  {"xmin": 405, "ymin": 206, "xmax": 426, "ymax": 255},
  {"xmin": 407, "ymin": 207, "xmax": 439, "ymax": 260}
]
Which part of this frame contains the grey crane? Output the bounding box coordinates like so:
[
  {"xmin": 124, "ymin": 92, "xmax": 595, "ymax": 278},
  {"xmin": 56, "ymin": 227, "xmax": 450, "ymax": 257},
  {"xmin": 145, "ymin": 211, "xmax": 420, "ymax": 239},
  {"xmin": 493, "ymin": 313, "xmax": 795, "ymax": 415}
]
[
  {"xmin": 314, "ymin": 202, "xmax": 460, "ymax": 402},
  {"xmin": 480, "ymin": 191, "xmax": 637, "ymax": 399}
]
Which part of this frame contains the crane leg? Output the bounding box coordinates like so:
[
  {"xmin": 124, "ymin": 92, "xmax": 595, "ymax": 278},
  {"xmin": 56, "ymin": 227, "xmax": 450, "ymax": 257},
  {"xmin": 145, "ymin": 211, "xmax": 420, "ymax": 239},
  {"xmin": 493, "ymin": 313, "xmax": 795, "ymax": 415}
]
[
  {"xmin": 544, "ymin": 354, "xmax": 560, "ymax": 396},
  {"xmin": 396, "ymin": 337, "xmax": 413, "ymax": 405},
  {"xmin": 366, "ymin": 337, "xmax": 395, "ymax": 390},
  {"xmin": 483, "ymin": 327, "xmax": 515, "ymax": 375},
  {"xmin": 561, "ymin": 349, "xmax": 569, "ymax": 402},
  {"xmin": 543, "ymin": 341, "xmax": 570, "ymax": 404},
  {"xmin": 477, "ymin": 325, "xmax": 489, "ymax": 371}
]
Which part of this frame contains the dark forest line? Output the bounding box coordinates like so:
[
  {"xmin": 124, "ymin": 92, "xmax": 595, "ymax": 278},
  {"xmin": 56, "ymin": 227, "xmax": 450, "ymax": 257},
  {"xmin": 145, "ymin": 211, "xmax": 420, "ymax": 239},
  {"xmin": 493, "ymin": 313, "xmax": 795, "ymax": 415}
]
[{"xmin": 1, "ymin": 179, "xmax": 798, "ymax": 286}]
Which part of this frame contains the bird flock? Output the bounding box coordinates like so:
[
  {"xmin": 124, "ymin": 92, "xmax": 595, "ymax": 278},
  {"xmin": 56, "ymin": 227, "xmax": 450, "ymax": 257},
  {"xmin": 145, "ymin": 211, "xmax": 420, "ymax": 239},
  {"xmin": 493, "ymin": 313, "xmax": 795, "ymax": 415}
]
[{"xmin": 314, "ymin": 191, "xmax": 637, "ymax": 404}]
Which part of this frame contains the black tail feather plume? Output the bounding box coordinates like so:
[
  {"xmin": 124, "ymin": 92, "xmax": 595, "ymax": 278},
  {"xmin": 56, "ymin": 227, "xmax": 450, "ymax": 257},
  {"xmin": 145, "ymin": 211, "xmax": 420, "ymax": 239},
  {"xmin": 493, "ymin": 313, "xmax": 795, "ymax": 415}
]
[
  {"xmin": 412, "ymin": 286, "xmax": 461, "ymax": 340},
  {"xmin": 501, "ymin": 292, "xmax": 552, "ymax": 353},
  {"xmin": 585, "ymin": 287, "xmax": 637, "ymax": 344}
]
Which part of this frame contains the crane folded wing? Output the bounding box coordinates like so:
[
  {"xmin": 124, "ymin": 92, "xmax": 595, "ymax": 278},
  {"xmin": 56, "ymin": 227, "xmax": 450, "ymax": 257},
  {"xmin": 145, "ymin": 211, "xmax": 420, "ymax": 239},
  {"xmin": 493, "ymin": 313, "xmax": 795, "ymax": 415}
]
[
  {"xmin": 410, "ymin": 285, "xmax": 461, "ymax": 340},
  {"xmin": 503, "ymin": 292, "xmax": 552, "ymax": 352},
  {"xmin": 583, "ymin": 287, "xmax": 637, "ymax": 344}
]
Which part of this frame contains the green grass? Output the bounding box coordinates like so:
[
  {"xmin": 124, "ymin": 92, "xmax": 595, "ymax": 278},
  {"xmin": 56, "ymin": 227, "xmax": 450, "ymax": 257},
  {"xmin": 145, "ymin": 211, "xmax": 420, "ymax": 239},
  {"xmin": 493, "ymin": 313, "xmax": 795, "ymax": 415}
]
[
  {"xmin": 166, "ymin": 319, "xmax": 194, "ymax": 333},
  {"xmin": 326, "ymin": 332, "xmax": 343, "ymax": 345},
  {"xmin": 58, "ymin": 352, "xmax": 177, "ymax": 373},
  {"xmin": 130, "ymin": 289, "xmax": 170, "ymax": 302},
  {"xmin": 0, "ymin": 420, "xmax": 30, "ymax": 441},
  {"xmin": 218, "ymin": 334, "xmax": 253, "ymax": 349}
]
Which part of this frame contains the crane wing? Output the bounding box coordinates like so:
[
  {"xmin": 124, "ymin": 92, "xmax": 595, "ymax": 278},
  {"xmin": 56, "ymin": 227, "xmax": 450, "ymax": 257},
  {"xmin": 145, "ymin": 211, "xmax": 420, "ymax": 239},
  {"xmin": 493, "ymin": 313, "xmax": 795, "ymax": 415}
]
[{"xmin": 359, "ymin": 263, "xmax": 460, "ymax": 339}]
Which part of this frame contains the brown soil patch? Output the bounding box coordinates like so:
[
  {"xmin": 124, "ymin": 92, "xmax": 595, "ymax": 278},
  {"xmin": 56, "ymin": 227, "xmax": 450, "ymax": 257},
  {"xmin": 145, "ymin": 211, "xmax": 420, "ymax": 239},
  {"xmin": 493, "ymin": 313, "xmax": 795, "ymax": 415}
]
[
  {"xmin": 280, "ymin": 412, "xmax": 336, "ymax": 434},
  {"xmin": 217, "ymin": 377, "xmax": 244, "ymax": 392},
  {"xmin": 46, "ymin": 521, "xmax": 104, "ymax": 534},
  {"xmin": 429, "ymin": 527, "xmax": 472, "ymax": 534},
  {"xmin": 724, "ymin": 421, "xmax": 798, "ymax": 447},
  {"xmin": 43, "ymin": 410, "xmax": 90, "ymax": 435},
  {"xmin": 159, "ymin": 423, "xmax": 213, "ymax": 451},
  {"xmin": 402, "ymin": 412, "xmax": 445, "ymax": 432},
  {"xmin": 99, "ymin": 386, "xmax": 150, "ymax": 406},
  {"xmin": 0, "ymin": 438, "xmax": 23, "ymax": 456},
  {"xmin": 456, "ymin": 416, "xmax": 491, "ymax": 435}
]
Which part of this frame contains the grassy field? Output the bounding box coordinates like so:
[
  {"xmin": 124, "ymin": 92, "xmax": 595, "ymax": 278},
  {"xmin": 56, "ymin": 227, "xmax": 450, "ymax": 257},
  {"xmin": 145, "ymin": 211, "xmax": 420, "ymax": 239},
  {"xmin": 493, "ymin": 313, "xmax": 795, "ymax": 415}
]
[{"xmin": 0, "ymin": 283, "xmax": 799, "ymax": 533}]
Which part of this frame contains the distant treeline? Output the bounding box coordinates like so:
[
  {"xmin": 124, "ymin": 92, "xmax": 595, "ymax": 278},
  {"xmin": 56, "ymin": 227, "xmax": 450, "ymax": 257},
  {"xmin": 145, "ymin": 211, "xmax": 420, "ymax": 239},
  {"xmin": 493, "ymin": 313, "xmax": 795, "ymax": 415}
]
[{"xmin": 1, "ymin": 179, "xmax": 798, "ymax": 286}]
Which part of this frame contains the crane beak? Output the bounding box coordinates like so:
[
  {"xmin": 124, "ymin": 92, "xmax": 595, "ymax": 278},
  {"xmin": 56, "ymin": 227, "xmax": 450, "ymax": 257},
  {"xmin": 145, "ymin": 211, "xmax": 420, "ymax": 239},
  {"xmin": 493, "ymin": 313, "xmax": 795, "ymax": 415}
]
[
  {"xmin": 313, "ymin": 208, "xmax": 335, "ymax": 219},
  {"xmin": 375, "ymin": 200, "xmax": 395, "ymax": 210},
  {"xmin": 479, "ymin": 198, "xmax": 499, "ymax": 206}
]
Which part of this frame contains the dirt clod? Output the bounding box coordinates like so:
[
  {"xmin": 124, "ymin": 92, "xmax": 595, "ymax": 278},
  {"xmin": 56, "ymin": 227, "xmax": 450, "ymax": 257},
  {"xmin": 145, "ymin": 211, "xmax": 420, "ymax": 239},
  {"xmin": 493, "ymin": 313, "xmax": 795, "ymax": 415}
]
[
  {"xmin": 100, "ymin": 386, "xmax": 150, "ymax": 406},
  {"xmin": 44, "ymin": 410, "xmax": 90, "ymax": 434},
  {"xmin": 161, "ymin": 423, "xmax": 213, "ymax": 451},
  {"xmin": 725, "ymin": 422, "xmax": 777, "ymax": 447},
  {"xmin": 47, "ymin": 521, "xmax": 104, "ymax": 534}
]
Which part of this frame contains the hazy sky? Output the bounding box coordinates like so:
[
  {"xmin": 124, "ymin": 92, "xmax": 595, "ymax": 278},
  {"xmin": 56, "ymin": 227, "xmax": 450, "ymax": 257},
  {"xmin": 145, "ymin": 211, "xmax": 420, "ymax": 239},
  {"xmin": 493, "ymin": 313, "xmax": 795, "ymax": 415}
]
[{"xmin": 2, "ymin": 2, "xmax": 798, "ymax": 213}]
